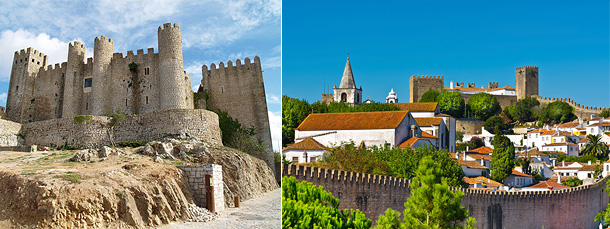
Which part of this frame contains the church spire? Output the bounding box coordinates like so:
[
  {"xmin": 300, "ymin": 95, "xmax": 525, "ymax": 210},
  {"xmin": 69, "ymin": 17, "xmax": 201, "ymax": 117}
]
[{"xmin": 339, "ymin": 57, "xmax": 356, "ymax": 89}]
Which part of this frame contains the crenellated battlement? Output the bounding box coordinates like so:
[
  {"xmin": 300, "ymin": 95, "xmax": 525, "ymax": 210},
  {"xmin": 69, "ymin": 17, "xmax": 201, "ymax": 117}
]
[
  {"xmin": 533, "ymin": 95, "xmax": 610, "ymax": 116},
  {"xmin": 15, "ymin": 47, "xmax": 47, "ymax": 59},
  {"xmin": 285, "ymin": 164, "xmax": 610, "ymax": 228},
  {"xmin": 44, "ymin": 62, "xmax": 67, "ymax": 71},
  {"xmin": 69, "ymin": 41, "xmax": 85, "ymax": 49},
  {"xmin": 158, "ymin": 23, "xmax": 180, "ymax": 31},
  {"xmin": 202, "ymin": 56, "xmax": 261, "ymax": 73},
  {"xmin": 410, "ymin": 74, "xmax": 444, "ymax": 79},
  {"xmin": 94, "ymin": 36, "xmax": 113, "ymax": 44}
]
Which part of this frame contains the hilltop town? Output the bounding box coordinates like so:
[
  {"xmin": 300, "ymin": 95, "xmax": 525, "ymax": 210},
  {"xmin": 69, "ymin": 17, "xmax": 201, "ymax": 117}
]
[{"xmin": 282, "ymin": 57, "xmax": 610, "ymax": 228}]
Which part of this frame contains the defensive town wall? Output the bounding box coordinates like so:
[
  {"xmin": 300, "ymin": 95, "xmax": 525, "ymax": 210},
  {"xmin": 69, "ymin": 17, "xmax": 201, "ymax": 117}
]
[
  {"xmin": 409, "ymin": 75, "xmax": 444, "ymax": 103},
  {"xmin": 200, "ymin": 57, "xmax": 274, "ymax": 173},
  {"xmin": 533, "ymin": 95, "xmax": 609, "ymax": 120},
  {"xmin": 284, "ymin": 164, "xmax": 609, "ymax": 229},
  {"xmin": 20, "ymin": 109, "xmax": 221, "ymax": 149},
  {"xmin": 456, "ymin": 118, "xmax": 484, "ymax": 135}
]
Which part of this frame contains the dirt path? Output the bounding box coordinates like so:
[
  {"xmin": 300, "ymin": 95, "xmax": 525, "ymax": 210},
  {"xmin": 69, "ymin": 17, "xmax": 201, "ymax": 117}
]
[{"xmin": 158, "ymin": 188, "xmax": 281, "ymax": 229}]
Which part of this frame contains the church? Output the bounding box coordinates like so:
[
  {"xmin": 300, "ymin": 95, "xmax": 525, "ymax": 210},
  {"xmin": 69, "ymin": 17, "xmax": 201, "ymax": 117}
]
[{"xmin": 321, "ymin": 57, "xmax": 362, "ymax": 105}]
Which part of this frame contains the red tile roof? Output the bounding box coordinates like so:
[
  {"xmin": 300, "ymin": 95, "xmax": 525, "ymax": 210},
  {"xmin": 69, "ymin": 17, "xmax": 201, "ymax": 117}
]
[
  {"xmin": 578, "ymin": 138, "xmax": 590, "ymax": 143},
  {"xmin": 510, "ymin": 169, "xmax": 533, "ymax": 177},
  {"xmin": 296, "ymin": 111, "xmax": 410, "ymax": 131},
  {"xmin": 524, "ymin": 181, "xmax": 568, "ymax": 189},
  {"xmin": 468, "ymin": 146, "xmax": 493, "ymax": 155},
  {"xmin": 528, "ymin": 128, "xmax": 548, "ymax": 134},
  {"xmin": 393, "ymin": 102, "xmax": 438, "ymax": 112},
  {"xmin": 414, "ymin": 117, "xmax": 442, "ymax": 127},
  {"xmin": 557, "ymin": 122, "xmax": 580, "ymax": 128},
  {"xmin": 421, "ymin": 131, "xmax": 438, "ymax": 139},
  {"xmin": 588, "ymin": 122, "xmax": 610, "ymax": 127},
  {"xmin": 517, "ymin": 149, "xmax": 548, "ymax": 157},
  {"xmin": 463, "ymin": 176, "xmax": 502, "ymax": 187},
  {"xmin": 282, "ymin": 137, "xmax": 327, "ymax": 152},
  {"xmin": 459, "ymin": 160, "xmax": 488, "ymax": 169},
  {"xmin": 398, "ymin": 137, "xmax": 431, "ymax": 148},
  {"xmin": 543, "ymin": 142, "xmax": 577, "ymax": 146},
  {"xmin": 466, "ymin": 153, "xmax": 492, "ymax": 161}
]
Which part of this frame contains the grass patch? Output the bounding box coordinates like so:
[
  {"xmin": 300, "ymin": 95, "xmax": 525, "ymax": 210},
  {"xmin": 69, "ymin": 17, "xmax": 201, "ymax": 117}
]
[
  {"xmin": 54, "ymin": 172, "xmax": 89, "ymax": 184},
  {"xmin": 74, "ymin": 115, "xmax": 94, "ymax": 124},
  {"xmin": 27, "ymin": 152, "xmax": 73, "ymax": 166}
]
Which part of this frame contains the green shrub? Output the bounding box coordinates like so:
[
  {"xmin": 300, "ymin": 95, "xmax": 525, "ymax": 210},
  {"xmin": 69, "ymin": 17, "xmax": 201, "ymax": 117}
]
[
  {"xmin": 74, "ymin": 115, "xmax": 93, "ymax": 124},
  {"xmin": 282, "ymin": 176, "xmax": 371, "ymax": 228}
]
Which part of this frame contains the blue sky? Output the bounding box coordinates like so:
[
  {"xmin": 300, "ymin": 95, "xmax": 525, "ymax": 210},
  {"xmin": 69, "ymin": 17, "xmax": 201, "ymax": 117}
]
[
  {"xmin": 283, "ymin": 1, "xmax": 610, "ymax": 108},
  {"xmin": 0, "ymin": 0, "xmax": 282, "ymax": 151}
]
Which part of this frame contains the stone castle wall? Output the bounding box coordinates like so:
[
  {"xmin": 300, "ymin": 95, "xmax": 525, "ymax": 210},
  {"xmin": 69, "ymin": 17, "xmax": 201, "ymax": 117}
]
[
  {"xmin": 0, "ymin": 119, "xmax": 22, "ymax": 146},
  {"xmin": 284, "ymin": 164, "xmax": 609, "ymax": 229},
  {"xmin": 534, "ymin": 95, "xmax": 609, "ymax": 120},
  {"xmin": 409, "ymin": 75, "xmax": 444, "ymax": 103},
  {"xmin": 456, "ymin": 118, "xmax": 484, "ymax": 135},
  {"xmin": 201, "ymin": 57, "xmax": 274, "ymax": 172},
  {"xmin": 5, "ymin": 23, "xmax": 193, "ymax": 124},
  {"xmin": 20, "ymin": 109, "xmax": 221, "ymax": 148},
  {"xmin": 515, "ymin": 66, "xmax": 539, "ymax": 99}
]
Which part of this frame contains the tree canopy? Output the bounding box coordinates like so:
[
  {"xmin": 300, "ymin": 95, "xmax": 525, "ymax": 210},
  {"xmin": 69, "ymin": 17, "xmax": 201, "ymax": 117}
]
[
  {"xmin": 375, "ymin": 156, "xmax": 476, "ymax": 229},
  {"xmin": 509, "ymin": 97, "xmax": 540, "ymax": 122},
  {"xmin": 545, "ymin": 101, "xmax": 577, "ymax": 124},
  {"xmin": 282, "ymin": 176, "xmax": 371, "ymax": 228},
  {"xmin": 468, "ymin": 93, "xmax": 501, "ymax": 120},
  {"xmin": 438, "ymin": 90, "xmax": 465, "ymax": 118},
  {"xmin": 419, "ymin": 89, "xmax": 440, "ymax": 103},
  {"xmin": 484, "ymin": 116, "xmax": 508, "ymax": 133},
  {"xmin": 600, "ymin": 110, "xmax": 610, "ymax": 118},
  {"xmin": 582, "ymin": 134, "xmax": 609, "ymax": 160},
  {"xmin": 490, "ymin": 133, "xmax": 516, "ymax": 182}
]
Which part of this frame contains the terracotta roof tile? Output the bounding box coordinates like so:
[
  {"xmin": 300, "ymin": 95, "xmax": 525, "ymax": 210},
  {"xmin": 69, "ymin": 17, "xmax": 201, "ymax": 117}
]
[
  {"xmin": 578, "ymin": 138, "xmax": 590, "ymax": 143},
  {"xmin": 579, "ymin": 164, "xmax": 600, "ymax": 171},
  {"xmin": 517, "ymin": 149, "xmax": 548, "ymax": 157},
  {"xmin": 557, "ymin": 122, "xmax": 580, "ymax": 128},
  {"xmin": 524, "ymin": 181, "xmax": 568, "ymax": 189},
  {"xmin": 414, "ymin": 117, "xmax": 442, "ymax": 127},
  {"xmin": 543, "ymin": 142, "xmax": 577, "ymax": 146},
  {"xmin": 541, "ymin": 130, "xmax": 557, "ymax": 135},
  {"xmin": 282, "ymin": 137, "xmax": 327, "ymax": 152},
  {"xmin": 510, "ymin": 169, "xmax": 532, "ymax": 177},
  {"xmin": 435, "ymin": 113, "xmax": 456, "ymax": 119},
  {"xmin": 467, "ymin": 176, "xmax": 502, "ymax": 187},
  {"xmin": 459, "ymin": 160, "xmax": 488, "ymax": 169},
  {"xmin": 421, "ymin": 131, "xmax": 438, "ymax": 139},
  {"xmin": 296, "ymin": 111, "xmax": 410, "ymax": 131},
  {"xmin": 467, "ymin": 146, "xmax": 493, "ymax": 155},
  {"xmin": 393, "ymin": 102, "xmax": 438, "ymax": 112},
  {"xmin": 528, "ymin": 128, "xmax": 548, "ymax": 134},
  {"xmin": 466, "ymin": 153, "xmax": 492, "ymax": 161},
  {"xmin": 588, "ymin": 122, "xmax": 610, "ymax": 127},
  {"xmin": 398, "ymin": 137, "xmax": 431, "ymax": 148}
]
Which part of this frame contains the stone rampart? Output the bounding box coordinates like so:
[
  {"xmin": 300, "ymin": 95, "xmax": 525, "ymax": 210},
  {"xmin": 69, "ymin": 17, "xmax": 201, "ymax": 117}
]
[
  {"xmin": 20, "ymin": 109, "xmax": 221, "ymax": 148},
  {"xmin": 534, "ymin": 95, "xmax": 609, "ymax": 120},
  {"xmin": 0, "ymin": 119, "xmax": 22, "ymax": 146},
  {"xmin": 456, "ymin": 118, "xmax": 484, "ymax": 135},
  {"xmin": 284, "ymin": 164, "xmax": 609, "ymax": 229}
]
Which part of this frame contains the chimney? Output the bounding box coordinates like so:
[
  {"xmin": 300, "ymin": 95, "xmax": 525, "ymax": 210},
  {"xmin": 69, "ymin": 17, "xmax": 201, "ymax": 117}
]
[
  {"xmin": 481, "ymin": 159, "xmax": 484, "ymax": 166},
  {"xmin": 558, "ymin": 174, "xmax": 561, "ymax": 184},
  {"xmin": 466, "ymin": 146, "xmax": 469, "ymax": 152},
  {"xmin": 411, "ymin": 125, "xmax": 416, "ymax": 138},
  {"xmin": 463, "ymin": 151, "xmax": 467, "ymax": 161},
  {"xmin": 588, "ymin": 160, "xmax": 592, "ymax": 165},
  {"xmin": 450, "ymin": 80, "xmax": 454, "ymax": 89},
  {"xmin": 562, "ymin": 161, "xmax": 565, "ymax": 167}
]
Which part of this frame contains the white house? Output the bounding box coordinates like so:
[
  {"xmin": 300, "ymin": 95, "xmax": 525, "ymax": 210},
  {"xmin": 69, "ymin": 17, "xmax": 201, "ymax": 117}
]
[
  {"xmin": 394, "ymin": 102, "xmax": 456, "ymax": 152},
  {"xmin": 554, "ymin": 161, "xmax": 584, "ymax": 177},
  {"xmin": 541, "ymin": 142, "xmax": 579, "ymax": 157},
  {"xmin": 463, "ymin": 176, "xmax": 502, "ymax": 189},
  {"xmin": 294, "ymin": 111, "xmax": 421, "ymax": 148},
  {"xmin": 504, "ymin": 170, "xmax": 534, "ymax": 188},
  {"xmin": 283, "ymin": 137, "xmax": 327, "ymax": 164},
  {"xmin": 459, "ymin": 159, "xmax": 490, "ymax": 177},
  {"xmin": 517, "ymin": 149, "xmax": 551, "ymax": 165},
  {"xmin": 602, "ymin": 159, "xmax": 610, "ymax": 177},
  {"xmin": 587, "ymin": 122, "xmax": 610, "ymax": 136}
]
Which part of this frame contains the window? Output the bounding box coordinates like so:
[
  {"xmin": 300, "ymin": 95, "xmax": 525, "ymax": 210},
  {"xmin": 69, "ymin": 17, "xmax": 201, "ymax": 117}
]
[
  {"xmin": 32, "ymin": 59, "xmax": 34, "ymax": 63},
  {"xmin": 37, "ymin": 61, "xmax": 39, "ymax": 65},
  {"xmin": 15, "ymin": 86, "xmax": 18, "ymax": 91},
  {"xmin": 144, "ymin": 67, "xmax": 150, "ymax": 75},
  {"xmin": 146, "ymin": 96, "xmax": 149, "ymax": 104},
  {"xmin": 86, "ymin": 102, "xmax": 88, "ymax": 110},
  {"xmin": 341, "ymin": 93, "xmax": 347, "ymax": 102},
  {"xmin": 84, "ymin": 78, "xmax": 92, "ymax": 88},
  {"xmin": 292, "ymin": 157, "xmax": 298, "ymax": 164}
]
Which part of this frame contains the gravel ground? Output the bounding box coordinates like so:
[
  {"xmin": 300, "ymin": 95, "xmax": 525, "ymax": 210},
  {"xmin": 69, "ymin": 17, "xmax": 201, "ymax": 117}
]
[{"xmin": 157, "ymin": 188, "xmax": 281, "ymax": 229}]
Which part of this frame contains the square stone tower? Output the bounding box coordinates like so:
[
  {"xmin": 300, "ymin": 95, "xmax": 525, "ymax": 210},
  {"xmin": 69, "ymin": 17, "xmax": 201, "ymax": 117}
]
[{"xmin": 515, "ymin": 66, "xmax": 539, "ymax": 99}]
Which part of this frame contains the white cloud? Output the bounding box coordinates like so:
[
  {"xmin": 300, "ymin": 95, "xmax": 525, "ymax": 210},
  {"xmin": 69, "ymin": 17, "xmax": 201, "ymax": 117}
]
[
  {"xmin": 268, "ymin": 110, "xmax": 281, "ymax": 152},
  {"xmin": 0, "ymin": 93, "xmax": 6, "ymax": 104},
  {"xmin": 0, "ymin": 30, "xmax": 72, "ymax": 81},
  {"xmin": 266, "ymin": 93, "xmax": 280, "ymax": 104}
]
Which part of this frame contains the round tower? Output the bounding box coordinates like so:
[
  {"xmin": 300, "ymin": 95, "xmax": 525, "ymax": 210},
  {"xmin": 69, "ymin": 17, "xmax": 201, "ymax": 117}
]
[
  {"xmin": 91, "ymin": 36, "xmax": 113, "ymax": 115},
  {"xmin": 158, "ymin": 23, "xmax": 190, "ymax": 110},
  {"xmin": 62, "ymin": 41, "xmax": 86, "ymax": 118}
]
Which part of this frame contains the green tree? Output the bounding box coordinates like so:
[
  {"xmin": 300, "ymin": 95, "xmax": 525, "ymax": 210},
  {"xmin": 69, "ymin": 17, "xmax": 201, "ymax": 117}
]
[
  {"xmin": 510, "ymin": 97, "xmax": 540, "ymax": 122},
  {"xmin": 601, "ymin": 110, "xmax": 610, "ymax": 118},
  {"xmin": 561, "ymin": 177, "xmax": 582, "ymax": 187},
  {"xmin": 215, "ymin": 109, "xmax": 265, "ymax": 159},
  {"xmin": 376, "ymin": 156, "xmax": 476, "ymax": 228},
  {"xmin": 419, "ymin": 89, "xmax": 440, "ymax": 103},
  {"xmin": 468, "ymin": 136, "xmax": 485, "ymax": 148},
  {"xmin": 438, "ymin": 90, "xmax": 465, "ymax": 118},
  {"xmin": 582, "ymin": 134, "xmax": 610, "ymax": 160},
  {"xmin": 468, "ymin": 93, "xmax": 501, "ymax": 120},
  {"xmin": 484, "ymin": 116, "xmax": 507, "ymax": 133},
  {"xmin": 282, "ymin": 96, "xmax": 312, "ymax": 147},
  {"xmin": 282, "ymin": 176, "xmax": 371, "ymax": 228},
  {"xmin": 546, "ymin": 101, "xmax": 576, "ymax": 124},
  {"xmin": 455, "ymin": 131, "xmax": 465, "ymax": 143},
  {"xmin": 490, "ymin": 133, "xmax": 516, "ymax": 182}
]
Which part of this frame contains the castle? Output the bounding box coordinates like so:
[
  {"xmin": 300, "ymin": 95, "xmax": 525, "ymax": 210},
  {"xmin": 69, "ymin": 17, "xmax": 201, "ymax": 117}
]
[
  {"xmin": 6, "ymin": 23, "xmax": 193, "ymax": 123},
  {"xmin": 1, "ymin": 23, "xmax": 274, "ymax": 172}
]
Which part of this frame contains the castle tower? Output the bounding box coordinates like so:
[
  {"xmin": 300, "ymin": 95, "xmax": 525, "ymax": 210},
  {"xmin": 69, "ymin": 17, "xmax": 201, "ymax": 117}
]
[
  {"xmin": 91, "ymin": 36, "xmax": 113, "ymax": 115},
  {"xmin": 333, "ymin": 57, "xmax": 362, "ymax": 105},
  {"xmin": 409, "ymin": 75, "xmax": 444, "ymax": 102},
  {"xmin": 515, "ymin": 66, "xmax": 539, "ymax": 99},
  {"xmin": 386, "ymin": 88, "xmax": 397, "ymax": 103},
  {"xmin": 62, "ymin": 41, "xmax": 86, "ymax": 118},
  {"xmin": 6, "ymin": 47, "xmax": 48, "ymax": 122},
  {"xmin": 158, "ymin": 23, "xmax": 192, "ymax": 110}
]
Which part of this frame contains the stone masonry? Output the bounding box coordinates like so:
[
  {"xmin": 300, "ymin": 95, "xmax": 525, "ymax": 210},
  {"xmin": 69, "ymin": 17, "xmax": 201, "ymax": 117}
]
[
  {"xmin": 6, "ymin": 23, "xmax": 193, "ymax": 124},
  {"xmin": 178, "ymin": 164, "xmax": 224, "ymax": 213}
]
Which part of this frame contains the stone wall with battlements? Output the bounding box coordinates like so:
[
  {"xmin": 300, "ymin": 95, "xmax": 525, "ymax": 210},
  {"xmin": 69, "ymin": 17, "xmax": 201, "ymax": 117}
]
[
  {"xmin": 5, "ymin": 23, "xmax": 193, "ymax": 124},
  {"xmin": 200, "ymin": 57, "xmax": 274, "ymax": 173},
  {"xmin": 533, "ymin": 95, "xmax": 610, "ymax": 120},
  {"xmin": 284, "ymin": 164, "xmax": 609, "ymax": 228},
  {"xmin": 409, "ymin": 75, "xmax": 444, "ymax": 103},
  {"xmin": 20, "ymin": 109, "xmax": 221, "ymax": 149}
]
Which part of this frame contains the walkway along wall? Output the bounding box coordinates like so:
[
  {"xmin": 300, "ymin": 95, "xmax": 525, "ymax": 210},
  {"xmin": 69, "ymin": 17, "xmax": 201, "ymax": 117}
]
[{"xmin": 283, "ymin": 164, "xmax": 609, "ymax": 229}]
